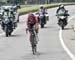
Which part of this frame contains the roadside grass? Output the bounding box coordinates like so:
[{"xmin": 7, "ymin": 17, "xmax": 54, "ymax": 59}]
[{"xmin": 18, "ymin": 2, "xmax": 75, "ymax": 15}]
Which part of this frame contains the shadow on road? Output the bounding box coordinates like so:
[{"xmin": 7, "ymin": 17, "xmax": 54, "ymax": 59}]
[
  {"xmin": 43, "ymin": 25, "xmax": 57, "ymax": 29},
  {"xmin": 43, "ymin": 26, "xmax": 51, "ymax": 29},
  {"xmin": 70, "ymin": 38, "xmax": 75, "ymax": 40},
  {"xmin": 1, "ymin": 34, "xmax": 22, "ymax": 37},
  {"xmin": 21, "ymin": 52, "xmax": 46, "ymax": 60},
  {"xmin": 10, "ymin": 34, "xmax": 22, "ymax": 37},
  {"xmin": 21, "ymin": 53, "xmax": 39, "ymax": 60},
  {"xmin": 64, "ymin": 28, "xmax": 73, "ymax": 30}
]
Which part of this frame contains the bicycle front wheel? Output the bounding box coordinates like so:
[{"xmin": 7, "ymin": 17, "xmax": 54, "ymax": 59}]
[{"xmin": 31, "ymin": 34, "xmax": 37, "ymax": 55}]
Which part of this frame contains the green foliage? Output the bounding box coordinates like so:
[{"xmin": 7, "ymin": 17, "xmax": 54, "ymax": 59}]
[
  {"xmin": 18, "ymin": 3, "xmax": 75, "ymax": 15},
  {"xmin": 0, "ymin": 0, "xmax": 7, "ymax": 2}
]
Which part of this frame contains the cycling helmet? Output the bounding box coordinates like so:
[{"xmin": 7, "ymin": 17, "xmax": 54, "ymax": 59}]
[{"xmin": 28, "ymin": 12, "xmax": 34, "ymax": 17}]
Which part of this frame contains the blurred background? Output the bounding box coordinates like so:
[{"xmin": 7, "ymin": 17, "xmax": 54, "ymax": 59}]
[{"xmin": 0, "ymin": 0, "xmax": 75, "ymax": 5}]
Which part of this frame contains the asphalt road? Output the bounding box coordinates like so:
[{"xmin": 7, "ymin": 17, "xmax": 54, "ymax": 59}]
[{"xmin": 0, "ymin": 5, "xmax": 75, "ymax": 60}]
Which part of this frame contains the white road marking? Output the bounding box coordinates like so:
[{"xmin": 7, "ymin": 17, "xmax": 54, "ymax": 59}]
[{"xmin": 59, "ymin": 15, "xmax": 75, "ymax": 60}]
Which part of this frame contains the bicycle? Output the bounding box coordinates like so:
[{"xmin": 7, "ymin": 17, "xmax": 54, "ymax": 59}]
[{"xmin": 26, "ymin": 27, "xmax": 39, "ymax": 55}]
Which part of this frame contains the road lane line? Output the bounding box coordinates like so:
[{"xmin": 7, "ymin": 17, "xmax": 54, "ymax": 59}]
[{"xmin": 59, "ymin": 15, "xmax": 75, "ymax": 60}]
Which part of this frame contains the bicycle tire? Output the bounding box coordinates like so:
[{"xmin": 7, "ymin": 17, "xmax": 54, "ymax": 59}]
[
  {"xmin": 31, "ymin": 33, "xmax": 37, "ymax": 55},
  {"xmin": 32, "ymin": 45, "xmax": 37, "ymax": 55}
]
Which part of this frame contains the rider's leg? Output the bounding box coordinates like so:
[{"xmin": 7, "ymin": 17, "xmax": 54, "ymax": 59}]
[
  {"xmin": 44, "ymin": 15, "xmax": 46, "ymax": 24},
  {"xmin": 29, "ymin": 32, "xmax": 32, "ymax": 44}
]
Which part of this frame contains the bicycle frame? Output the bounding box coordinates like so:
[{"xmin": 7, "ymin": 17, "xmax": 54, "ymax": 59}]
[{"xmin": 26, "ymin": 27, "xmax": 37, "ymax": 55}]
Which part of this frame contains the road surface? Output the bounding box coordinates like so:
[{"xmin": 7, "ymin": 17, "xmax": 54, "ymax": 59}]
[{"xmin": 0, "ymin": 5, "xmax": 75, "ymax": 60}]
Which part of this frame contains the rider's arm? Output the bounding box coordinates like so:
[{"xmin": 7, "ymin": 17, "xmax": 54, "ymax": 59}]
[
  {"xmin": 26, "ymin": 17, "xmax": 29, "ymax": 28},
  {"xmin": 34, "ymin": 16, "xmax": 39, "ymax": 31},
  {"xmin": 56, "ymin": 8, "xmax": 59, "ymax": 14},
  {"xmin": 26, "ymin": 17, "xmax": 29, "ymax": 33}
]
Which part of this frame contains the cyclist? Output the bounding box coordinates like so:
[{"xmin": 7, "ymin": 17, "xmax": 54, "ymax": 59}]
[
  {"xmin": 26, "ymin": 12, "xmax": 39, "ymax": 54},
  {"xmin": 26, "ymin": 12, "xmax": 39, "ymax": 34},
  {"xmin": 26, "ymin": 12, "xmax": 39, "ymax": 44}
]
